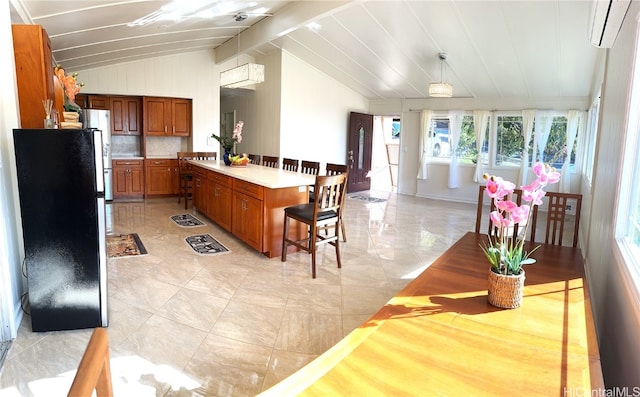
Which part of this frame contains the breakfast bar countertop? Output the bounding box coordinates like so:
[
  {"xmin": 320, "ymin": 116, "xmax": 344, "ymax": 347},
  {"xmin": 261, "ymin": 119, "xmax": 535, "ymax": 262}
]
[{"xmin": 189, "ymin": 160, "xmax": 316, "ymax": 189}]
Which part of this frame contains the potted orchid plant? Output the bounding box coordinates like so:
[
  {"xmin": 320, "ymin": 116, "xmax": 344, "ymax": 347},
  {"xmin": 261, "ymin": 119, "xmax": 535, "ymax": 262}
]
[
  {"xmin": 212, "ymin": 121, "xmax": 243, "ymax": 165},
  {"xmin": 480, "ymin": 162, "xmax": 561, "ymax": 308}
]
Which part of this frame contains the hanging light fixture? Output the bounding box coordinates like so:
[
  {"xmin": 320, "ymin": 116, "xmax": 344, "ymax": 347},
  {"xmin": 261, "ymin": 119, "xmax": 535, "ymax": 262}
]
[
  {"xmin": 220, "ymin": 14, "xmax": 265, "ymax": 88},
  {"xmin": 428, "ymin": 52, "xmax": 453, "ymax": 98}
]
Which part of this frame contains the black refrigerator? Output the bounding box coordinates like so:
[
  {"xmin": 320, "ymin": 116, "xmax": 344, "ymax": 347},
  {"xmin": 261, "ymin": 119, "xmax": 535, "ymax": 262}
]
[{"xmin": 13, "ymin": 128, "xmax": 108, "ymax": 332}]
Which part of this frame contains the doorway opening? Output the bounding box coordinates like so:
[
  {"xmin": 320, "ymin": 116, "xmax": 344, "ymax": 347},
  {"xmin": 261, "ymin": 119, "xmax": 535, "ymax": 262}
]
[{"xmin": 369, "ymin": 115, "xmax": 400, "ymax": 193}]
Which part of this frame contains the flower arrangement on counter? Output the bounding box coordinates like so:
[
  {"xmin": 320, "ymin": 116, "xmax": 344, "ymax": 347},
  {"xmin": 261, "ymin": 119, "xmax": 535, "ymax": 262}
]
[
  {"xmin": 211, "ymin": 121, "xmax": 244, "ymax": 151},
  {"xmin": 54, "ymin": 65, "xmax": 84, "ymax": 112},
  {"xmin": 480, "ymin": 162, "xmax": 561, "ymax": 276}
]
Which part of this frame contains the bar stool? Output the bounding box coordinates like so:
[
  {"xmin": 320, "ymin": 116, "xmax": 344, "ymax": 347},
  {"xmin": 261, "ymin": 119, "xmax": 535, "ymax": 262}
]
[
  {"xmin": 281, "ymin": 173, "xmax": 348, "ymax": 278},
  {"xmin": 248, "ymin": 154, "xmax": 261, "ymax": 164},
  {"xmin": 282, "ymin": 158, "xmax": 299, "ymax": 172},
  {"xmin": 178, "ymin": 151, "xmax": 199, "ymax": 209},
  {"xmin": 262, "ymin": 156, "xmax": 279, "ymax": 168}
]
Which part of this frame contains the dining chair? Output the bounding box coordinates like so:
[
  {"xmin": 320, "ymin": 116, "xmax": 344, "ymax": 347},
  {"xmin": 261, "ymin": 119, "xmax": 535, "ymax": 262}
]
[
  {"xmin": 177, "ymin": 151, "xmax": 199, "ymax": 209},
  {"xmin": 281, "ymin": 173, "xmax": 348, "ymax": 278},
  {"xmin": 248, "ymin": 154, "xmax": 261, "ymax": 164},
  {"xmin": 530, "ymin": 191, "xmax": 582, "ymax": 247},
  {"xmin": 475, "ymin": 185, "xmax": 525, "ymax": 240},
  {"xmin": 68, "ymin": 327, "xmax": 113, "ymax": 397},
  {"xmin": 282, "ymin": 158, "xmax": 299, "ymax": 172},
  {"xmin": 262, "ymin": 155, "xmax": 279, "ymax": 168}
]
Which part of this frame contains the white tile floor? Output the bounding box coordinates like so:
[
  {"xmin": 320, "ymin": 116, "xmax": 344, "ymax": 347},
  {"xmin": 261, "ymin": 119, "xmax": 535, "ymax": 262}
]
[{"xmin": 0, "ymin": 192, "xmax": 477, "ymax": 396}]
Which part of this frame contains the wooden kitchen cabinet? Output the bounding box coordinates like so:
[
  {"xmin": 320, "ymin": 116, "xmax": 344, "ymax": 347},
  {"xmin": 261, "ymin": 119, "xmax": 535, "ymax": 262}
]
[
  {"xmin": 192, "ymin": 169, "xmax": 207, "ymax": 214},
  {"xmin": 88, "ymin": 95, "xmax": 110, "ymax": 110},
  {"xmin": 143, "ymin": 96, "xmax": 191, "ymax": 136},
  {"xmin": 110, "ymin": 96, "xmax": 142, "ymax": 135},
  {"xmin": 12, "ymin": 24, "xmax": 58, "ymax": 129},
  {"xmin": 113, "ymin": 159, "xmax": 144, "ymax": 199},
  {"xmin": 207, "ymin": 171, "xmax": 232, "ymax": 232},
  {"xmin": 232, "ymin": 180, "xmax": 264, "ymax": 251},
  {"xmin": 145, "ymin": 159, "xmax": 174, "ymax": 195}
]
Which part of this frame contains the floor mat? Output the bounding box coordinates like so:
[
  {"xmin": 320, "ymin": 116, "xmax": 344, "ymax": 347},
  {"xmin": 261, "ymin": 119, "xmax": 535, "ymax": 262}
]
[
  {"xmin": 107, "ymin": 233, "xmax": 147, "ymax": 258},
  {"xmin": 171, "ymin": 214, "xmax": 205, "ymax": 227},
  {"xmin": 185, "ymin": 234, "xmax": 230, "ymax": 255},
  {"xmin": 348, "ymin": 195, "xmax": 387, "ymax": 203}
]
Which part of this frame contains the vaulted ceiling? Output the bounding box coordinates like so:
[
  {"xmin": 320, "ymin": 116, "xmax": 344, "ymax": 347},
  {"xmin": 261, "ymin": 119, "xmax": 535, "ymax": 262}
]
[{"xmin": 9, "ymin": 0, "xmax": 603, "ymax": 100}]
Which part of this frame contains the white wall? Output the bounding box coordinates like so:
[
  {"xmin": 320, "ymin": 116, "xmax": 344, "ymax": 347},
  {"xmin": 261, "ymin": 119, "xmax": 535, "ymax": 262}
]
[
  {"xmin": 585, "ymin": 2, "xmax": 640, "ymax": 388},
  {"xmin": 221, "ymin": 50, "xmax": 370, "ymax": 169},
  {"xmin": 77, "ymin": 50, "xmax": 220, "ymax": 153},
  {"xmin": 2, "ymin": 0, "xmax": 26, "ymax": 339},
  {"xmin": 280, "ymin": 50, "xmax": 369, "ymax": 168}
]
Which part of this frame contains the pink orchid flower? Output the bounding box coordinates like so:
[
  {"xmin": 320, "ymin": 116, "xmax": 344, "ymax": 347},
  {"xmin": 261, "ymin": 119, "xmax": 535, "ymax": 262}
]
[
  {"xmin": 496, "ymin": 199, "xmax": 518, "ymax": 213},
  {"xmin": 485, "ymin": 177, "xmax": 515, "ymax": 199},
  {"xmin": 522, "ymin": 186, "xmax": 546, "ymax": 206},
  {"xmin": 511, "ymin": 205, "xmax": 530, "ymax": 224},
  {"xmin": 232, "ymin": 121, "xmax": 244, "ymax": 143},
  {"xmin": 490, "ymin": 211, "xmax": 511, "ymax": 229},
  {"xmin": 533, "ymin": 162, "xmax": 560, "ymax": 186}
]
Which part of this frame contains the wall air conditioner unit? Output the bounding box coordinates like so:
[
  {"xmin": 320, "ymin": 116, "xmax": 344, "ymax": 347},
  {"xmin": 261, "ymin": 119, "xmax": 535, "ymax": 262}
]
[{"xmin": 589, "ymin": 0, "xmax": 631, "ymax": 48}]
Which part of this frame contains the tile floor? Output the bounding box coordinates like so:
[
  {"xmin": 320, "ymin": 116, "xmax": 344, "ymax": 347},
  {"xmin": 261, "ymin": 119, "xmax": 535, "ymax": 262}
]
[{"xmin": 0, "ymin": 192, "xmax": 477, "ymax": 396}]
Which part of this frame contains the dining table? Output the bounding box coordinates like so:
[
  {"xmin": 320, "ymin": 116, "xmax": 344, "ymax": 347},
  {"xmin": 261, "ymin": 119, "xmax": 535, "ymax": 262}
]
[{"xmin": 260, "ymin": 232, "xmax": 604, "ymax": 396}]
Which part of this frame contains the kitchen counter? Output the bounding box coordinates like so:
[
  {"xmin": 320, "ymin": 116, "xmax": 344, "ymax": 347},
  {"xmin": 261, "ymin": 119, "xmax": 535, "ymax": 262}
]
[
  {"xmin": 189, "ymin": 160, "xmax": 316, "ymax": 189},
  {"xmin": 112, "ymin": 155, "xmax": 144, "ymax": 160},
  {"xmin": 188, "ymin": 160, "xmax": 316, "ymax": 258}
]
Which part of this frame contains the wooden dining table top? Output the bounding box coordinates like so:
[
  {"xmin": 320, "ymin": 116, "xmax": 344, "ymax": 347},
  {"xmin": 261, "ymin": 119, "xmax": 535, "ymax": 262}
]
[{"xmin": 260, "ymin": 232, "xmax": 604, "ymax": 397}]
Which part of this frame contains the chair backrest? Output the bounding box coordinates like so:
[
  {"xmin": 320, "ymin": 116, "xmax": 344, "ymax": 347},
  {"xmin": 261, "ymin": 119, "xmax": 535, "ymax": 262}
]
[
  {"xmin": 177, "ymin": 151, "xmax": 199, "ymax": 174},
  {"xmin": 262, "ymin": 155, "xmax": 279, "ymax": 168},
  {"xmin": 325, "ymin": 162, "xmax": 348, "ymax": 176},
  {"xmin": 282, "ymin": 158, "xmax": 299, "ymax": 172},
  {"xmin": 248, "ymin": 154, "xmax": 261, "ymax": 164},
  {"xmin": 301, "ymin": 160, "xmax": 320, "ymax": 175},
  {"xmin": 475, "ymin": 185, "xmax": 525, "ymax": 239},
  {"xmin": 313, "ymin": 173, "xmax": 348, "ymax": 216},
  {"xmin": 68, "ymin": 328, "xmax": 113, "ymax": 397},
  {"xmin": 196, "ymin": 151, "xmax": 217, "ymax": 160},
  {"xmin": 530, "ymin": 192, "xmax": 582, "ymax": 247}
]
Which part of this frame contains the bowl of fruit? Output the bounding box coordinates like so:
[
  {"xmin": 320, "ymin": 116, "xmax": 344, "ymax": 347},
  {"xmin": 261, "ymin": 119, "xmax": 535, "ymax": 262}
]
[{"xmin": 229, "ymin": 153, "xmax": 250, "ymax": 167}]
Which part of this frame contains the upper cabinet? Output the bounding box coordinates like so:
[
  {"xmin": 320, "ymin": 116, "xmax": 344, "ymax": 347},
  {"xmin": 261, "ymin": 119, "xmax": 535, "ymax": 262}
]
[
  {"xmin": 111, "ymin": 96, "xmax": 142, "ymax": 135},
  {"xmin": 12, "ymin": 24, "xmax": 59, "ymax": 129},
  {"xmin": 143, "ymin": 97, "xmax": 191, "ymax": 136},
  {"xmin": 88, "ymin": 95, "xmax": 110, "ymax": 110}
]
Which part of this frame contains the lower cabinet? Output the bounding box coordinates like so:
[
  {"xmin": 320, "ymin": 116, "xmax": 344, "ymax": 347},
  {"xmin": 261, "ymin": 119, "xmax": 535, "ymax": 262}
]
[
  {"xmin": 231, "ymin": 179, "xmax": 264, "ymax": 251},
  {"xmin": 192, "ymin": 169, "xmax": 207, "ymax": 213},
  {"xmin": 232, "ymin": 190, "xmax": 263, "ymax": 251},
  {"xmin": 145, "ymin": 159, "xmax": 178, "ymax": 196},
  {"xmin": 207, "ymin": 171, "xmax": 232, "ymax": 231},
  {"xmin": 113, "ymin": 159, "xmax": 144, "ymax": 199}
]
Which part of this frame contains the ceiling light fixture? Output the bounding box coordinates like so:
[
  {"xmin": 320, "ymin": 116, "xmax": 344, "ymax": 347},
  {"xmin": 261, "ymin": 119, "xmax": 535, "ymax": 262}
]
[
  {"xmin": 220, "ymin": 13, "xmax": 265, "ymax": 89},
  {"xmin": 428, "ymin": 52, "xmax": 453, "ymax": 98}
]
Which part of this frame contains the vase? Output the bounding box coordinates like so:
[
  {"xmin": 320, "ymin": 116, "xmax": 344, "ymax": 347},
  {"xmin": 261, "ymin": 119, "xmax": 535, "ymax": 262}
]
[
  {"xmin": 223, "ymin": 148, "xmax": 233, "ymax": 166},
  {"xmin": 487, "ymin": 269, "xmax": 525, "ymax": 309}
]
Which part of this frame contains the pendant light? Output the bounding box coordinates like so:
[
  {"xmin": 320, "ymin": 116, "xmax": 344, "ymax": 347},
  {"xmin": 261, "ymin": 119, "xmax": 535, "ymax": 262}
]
[
  {"xmin": 428, "ymin": 52, "xmax": 453, "ymax": 98},
  {"xmin": 220, "ymin": 14, "xmax": 265, "ymax": 88}
]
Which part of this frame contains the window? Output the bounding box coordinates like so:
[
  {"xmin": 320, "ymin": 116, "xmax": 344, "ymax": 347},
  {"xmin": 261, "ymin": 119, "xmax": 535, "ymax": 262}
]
[
  {"xmin": 584, "ymin": 95, "xmax": 600, "ymax": 185},
  {"xmin": 616, "ymin": 32, "xmax": 640, "ymax": 295},
  {"xmin": 496, "ymin": 115, "xmax": 524, "ymax": 167},
  {"xmin": 456, "ymin": 115, "xmax": 489, "ymax": 165},
  {"xmin": 541, "ymin": 116, "xmax": 577, "ymax": 169},
  {"xmin": 429, "ymin": 118, "xmax": 450, "ymax": 159}
]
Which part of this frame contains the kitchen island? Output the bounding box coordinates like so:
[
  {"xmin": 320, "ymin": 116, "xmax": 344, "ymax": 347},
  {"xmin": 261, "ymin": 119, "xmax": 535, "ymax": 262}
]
[{"xmin": 189, "ymin": 160, "xmax": 316, "ymax": 258}]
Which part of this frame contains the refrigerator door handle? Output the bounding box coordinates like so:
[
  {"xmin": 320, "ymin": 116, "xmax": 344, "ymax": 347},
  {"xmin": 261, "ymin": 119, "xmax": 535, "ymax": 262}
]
[{"xmin": 93, "ymin": 129, "xmax": 105, "ymax": 194}]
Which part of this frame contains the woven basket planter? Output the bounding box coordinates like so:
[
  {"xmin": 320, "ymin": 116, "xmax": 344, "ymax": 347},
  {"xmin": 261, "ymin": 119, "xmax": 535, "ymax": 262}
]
[{"xmin": 487, "ymin": 269, "xmax": 525, "ymax": 309}]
